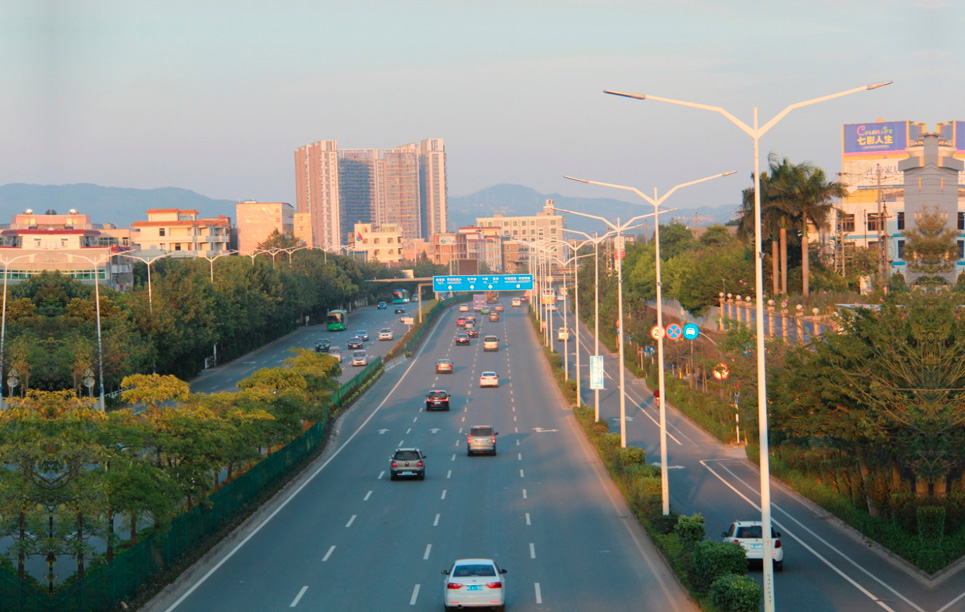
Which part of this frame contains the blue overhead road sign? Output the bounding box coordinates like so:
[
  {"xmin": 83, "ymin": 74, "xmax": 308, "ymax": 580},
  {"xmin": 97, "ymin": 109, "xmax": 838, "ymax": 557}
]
[{"xmin": 433, "ymin": 274, "xmax": 534, "ymax": 292}]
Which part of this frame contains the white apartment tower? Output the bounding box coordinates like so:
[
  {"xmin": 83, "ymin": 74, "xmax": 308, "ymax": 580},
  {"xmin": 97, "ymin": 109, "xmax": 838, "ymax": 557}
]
[{"xmin": 294, "ymin": 140, "xmax": 342, "ymax": 250}]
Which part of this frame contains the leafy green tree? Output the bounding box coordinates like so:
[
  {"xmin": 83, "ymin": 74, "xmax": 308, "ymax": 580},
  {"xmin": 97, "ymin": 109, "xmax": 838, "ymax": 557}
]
[{"xmin": 903, "ymin": 209, "xmax": 959, "ymax": 288}]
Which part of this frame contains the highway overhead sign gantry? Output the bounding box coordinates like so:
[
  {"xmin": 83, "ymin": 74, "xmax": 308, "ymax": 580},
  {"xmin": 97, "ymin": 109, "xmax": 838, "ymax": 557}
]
[{"xmin": 433, "ymin": 274, "xmax": 534, "ymax": 292}]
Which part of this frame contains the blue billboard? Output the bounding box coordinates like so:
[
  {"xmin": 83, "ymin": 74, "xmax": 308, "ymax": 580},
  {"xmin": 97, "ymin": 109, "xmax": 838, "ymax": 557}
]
[
  {"xmin": 843, "ymin": 121, "xmax": 908, "ymax": 155},
  {"xmin": 433, "ymin": 274, "xmax": 534, "ymax": 292}
]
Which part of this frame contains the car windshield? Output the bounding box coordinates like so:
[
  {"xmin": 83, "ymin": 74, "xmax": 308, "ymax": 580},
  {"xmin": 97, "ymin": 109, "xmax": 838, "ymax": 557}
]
[
  {"xmin": 453, "ymin": 564, "xmax": 496, "ymax": 577},
  {"xmin": 485, "ymin": 336, "xmax": 497, "ymax": 342},
  {"xmin": 428, "ymin": 391, "xmax": 447, "ymax": 398},
  {"xmin": 481, "ymin": 372, "xmax": 496, "ymax": 377},
  {"xmin": 395, "ymin": 451, "xmax": 420, "ymax": 461},
  {"xmin": 353, "ymin": 351, "xmax": 365, "ymax": 357},
  {"xmin": 470, "ymin": 427, "xmax": 493, "ymax": 436}
]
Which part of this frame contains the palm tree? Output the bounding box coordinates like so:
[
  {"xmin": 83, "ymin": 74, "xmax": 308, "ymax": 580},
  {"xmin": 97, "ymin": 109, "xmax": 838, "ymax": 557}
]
[{"xmin": 738, "ymin": 158, "xmax": 796, "ymax": 295}]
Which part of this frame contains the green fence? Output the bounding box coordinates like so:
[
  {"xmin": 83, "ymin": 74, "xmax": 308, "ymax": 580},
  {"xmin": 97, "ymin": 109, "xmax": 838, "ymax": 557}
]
[{"xmin": 0, "ymin": 357, "xmax": 384, "ymax": 612}]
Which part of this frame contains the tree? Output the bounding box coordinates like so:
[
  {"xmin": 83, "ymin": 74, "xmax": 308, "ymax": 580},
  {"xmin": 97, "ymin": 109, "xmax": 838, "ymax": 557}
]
[
  {"xmin": 257, "ymin": 229, "xmax": 303, "ymax": 250},
  {"xmin": 902, "ymin": 209, "xmax": 959, "ymax": 288}
]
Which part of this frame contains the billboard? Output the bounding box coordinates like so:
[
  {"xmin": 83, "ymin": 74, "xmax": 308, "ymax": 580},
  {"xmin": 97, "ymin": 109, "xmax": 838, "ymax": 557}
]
[
  {"xmin": 841, "ymin": 158, "xmax": 904, "ymax": 191},
  {"xmin": 957, "ymin": 121, "xmax": 965, "ymax": 153},
  {"xmin": 843, "ymin": 121, "xmax": 908, "ymax": 155}
]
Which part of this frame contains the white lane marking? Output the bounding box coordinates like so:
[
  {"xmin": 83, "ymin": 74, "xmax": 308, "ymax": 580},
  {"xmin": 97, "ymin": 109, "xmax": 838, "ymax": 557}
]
[
  {"xmin": 461, "ymin": 416, "xmax": 466, "ymax": 422},
  {"xmin": 702, "ymin": 459, "xmax": 913, "ymax": 612},
  {"xmin": 398, "ymin": 439, "xmax": 404, "ymax": 447},
  {"xmin": 520, "ymin": 469, "xmax": 525, "ymax": 478},
  {"xmin": 322, "ymin": 545, "xmax": 335, "ymax": 562},
  {"xmin": 406, "ymin": 428, "xmax": 412, "ymax": 434},
  {"xmin": 516, "ymin": 439, "xmax": 520, "ymax": 445},
  {"xmin": 451, "ymin": 453, "xmax": 456, "ymax": 461},
  {"xmin": 345, "ymin": 515, "xmax": 356, "ymax": 528},
  {"xmin": 525, "ymin": 513, "xmax": 531, "ymax": 526},
  {"xmin": 530, "ymin": 543, "xmax": 536, "ymax": 559},
  {"xmin": 535, "ymin": 582, "xmax": 542, "ymax": 604},
  {"xmin": 522, "ymin": 489, "xmax": 528, "ymax": 499},
  {"xmin": 378, "ymin": 470, "xmax": 385, "ymax": 480},
  {"xmin": 517, "ymin": 453, "xmax": 522, "ymax": 461},
  {"xmin": 363, "ymin": 490, "xmax": 372, "ymax": 501},
  {"xmin": 441, "ymin": 489, "xmax": 447, "ymax": 500},
  {"xmin": 423, "ymin": 544, "xmax": 432, "ymax": 560},
  {"xmin": 413, "ymin": 416, "xmax": 418, "ymax": 422},
  {"xmin": 447, "ymin": 469, "xmax": 452, "ymax": 479},
  {"xmin": 433, "ymin": 513, "xmax": 440, "ymax": 527},
  {"xmin": 513, "ymin": 415, "xmax": 517, "ymax": 422},
  {"xmin": 409, "ymin": 584, "xmax": 420, "ymax": 606},
  {"xmin": 289, "ymin": 586, "xmax": 308, "ymax": 607}
]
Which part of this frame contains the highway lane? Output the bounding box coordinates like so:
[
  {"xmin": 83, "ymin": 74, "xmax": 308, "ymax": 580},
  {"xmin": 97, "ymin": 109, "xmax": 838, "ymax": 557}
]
[
  {"xmin": 561, "ymin": 305, "xmax": 965, "ymax": 612},
  {"xmin": 147, "ymin": 301, "xmax": 696, "ymax": 611}
]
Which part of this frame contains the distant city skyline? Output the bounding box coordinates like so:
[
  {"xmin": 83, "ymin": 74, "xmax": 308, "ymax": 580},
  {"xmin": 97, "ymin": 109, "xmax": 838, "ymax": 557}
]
[{"xmin": 3, "ymin": 1, "xmax": 960, "ymax": 214}]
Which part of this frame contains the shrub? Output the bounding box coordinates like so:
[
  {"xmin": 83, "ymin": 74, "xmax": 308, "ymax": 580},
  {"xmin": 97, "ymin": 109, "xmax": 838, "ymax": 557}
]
[
  {"xmin": 650, "ymin": 511, "xmax": 681, "ymax": 535},
  {"xmin": 691, "ymin": 541, "xmax": 747, "ymax": 592},
  {"xmin": 617, "ymin": 446, "xmax": 647, "ymax": 468},
  {"xmin": 918, "ymin": 506, "xmax": 946, "ymax": 544},
  {"xmin": 709, "ymin": 573, "xmax": 763, "ymax": 612},
  {"xmin": 674, "ymin": 513, "xmax": 706, "ymax": 545}
]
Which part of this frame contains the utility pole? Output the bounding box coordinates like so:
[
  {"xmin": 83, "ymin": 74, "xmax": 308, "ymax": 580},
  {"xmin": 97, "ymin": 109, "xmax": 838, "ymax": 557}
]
[{"xmin": 876, "ymin": 164, "xmax": 889, "ymax": 291}]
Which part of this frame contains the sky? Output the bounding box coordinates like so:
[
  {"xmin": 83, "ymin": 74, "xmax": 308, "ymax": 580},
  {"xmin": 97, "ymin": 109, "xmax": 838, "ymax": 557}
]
[{"xmin": 2, "ymin": 0, "xmax": 961, "ymax": 216}]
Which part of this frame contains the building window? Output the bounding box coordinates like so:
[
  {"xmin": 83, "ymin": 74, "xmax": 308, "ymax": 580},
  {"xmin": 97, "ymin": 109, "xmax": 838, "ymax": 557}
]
[
  {"xmin": 896, "ymin": 212, "xmax": 904, "ymax": 231},
  {"xmin": 866, "ymin": 213, "xmax": 883, "ymax": 232},
  {"xmin": 959, "ymin": 212, "xmax": 965, "ymax": 231},
  {"xmin": 159, "ymin": 228, "xmax": 166, "ymax": 237},
  {"xmin": 896, "ymin": 240, "xmax": 905, "ymax": 260},
  {"xmin": 34, "ymin": 239, "xmax": 41, "ymax": 247},
  {"xmin": 174, "ymin": 243, "xmax": 182, "ymax": 251},
  {"xmin": 959, "ymin": 240, "xmax": 965, "ymax": 260},
  {"xmin": 838, "ymin": 214, "xmax": 855, "ymax": 233}
]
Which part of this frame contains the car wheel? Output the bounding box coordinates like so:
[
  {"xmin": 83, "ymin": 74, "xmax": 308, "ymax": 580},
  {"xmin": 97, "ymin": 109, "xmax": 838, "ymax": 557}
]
[
  {"xmin": 390, "ymin": 472, "xmax": 397, "ymax": 481},
  {"xmin": 775, "ymin": 561, "xmax": 783, "ymax": 572},
  {"xmin": 492, "ymin": 449, "xmax": 497, "ymax": 456},
  {"xmin": 418, "ymin": 472, "xmax": 425, "ymax": 481}
]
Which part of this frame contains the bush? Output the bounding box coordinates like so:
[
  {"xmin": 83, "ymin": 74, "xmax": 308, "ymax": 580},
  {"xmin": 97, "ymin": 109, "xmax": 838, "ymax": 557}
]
[
  {"xmin": 709, "ymin": 573, "xmax": 763, "ymax": 612},
  {"xmin": 674, "ymin": 513, "xmax": 706, "ymax": 545},
  {"xmin": 650, "ymin": 511, "xmax": 681, "ymax": 535},
  {"xmin": 617, "ymin": 446, "xmax": 647, "ymax": 468},
  {"xmin": 691, "ymin": 541, "xmax": 747, "ymax": 592}
]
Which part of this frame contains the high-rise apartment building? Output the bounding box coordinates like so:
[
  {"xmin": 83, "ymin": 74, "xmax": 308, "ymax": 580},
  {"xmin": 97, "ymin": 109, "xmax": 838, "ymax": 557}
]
[{"xmin": 294, "ymin": 138, "xmax": 447, "ymax": 249}]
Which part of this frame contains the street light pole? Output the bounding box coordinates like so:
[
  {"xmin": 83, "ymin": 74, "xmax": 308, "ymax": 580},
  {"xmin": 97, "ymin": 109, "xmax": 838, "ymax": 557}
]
[
  {"xmin": 565, "ymin": 171, "xmax": 736, "ymax": 516},
  {"xmin": 605, "ymin": 80, "xmax": 892, "ymax": 606},
  {"xmin": 67, "ymin": 250, "xmax": 113, "ymax": 411},
  {"xmin": 115, "ymin": 252, "xmax": 173, "ymax": 315},
  {"xmin": 0, "ymin": 253, "xmax": 33, "ymax": 410}
]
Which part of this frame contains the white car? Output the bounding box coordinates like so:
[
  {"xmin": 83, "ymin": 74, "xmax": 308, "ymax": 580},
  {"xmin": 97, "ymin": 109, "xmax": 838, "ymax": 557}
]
[
  {"xmin": 483, "ymin": 336, "xmax": 499, "ymax": 352},
  {"xmin": 351, "ymin": 350, "xmax": 368, "ymax": 367},
  {"xmin": 378, "ymin": 328, "xmax": 393, "ymax": 341},
  {"xmin": 721, "ymin": 521, "xmax": 784, "ymax": 571},
  {"xmin": 511, "ymin": 297, "xmax": 522, "ymax": 307},
  {"xmin": 328, "ymin": 346, "xmax": 343, "ymax": 362},
  {"xmin": 459, "ymin": 304, "xmax": 470, "ymax": 312},
  {"xmin": 557, "ymin": 328, "xmax": 570, "ymax": 341},
  {"xmin": 479, "ymin": 371, "xmax": 499, "ymax": 388},
  {"xmin": 442, "ymin": 558, "xmax": 507, "ymax": 610}
]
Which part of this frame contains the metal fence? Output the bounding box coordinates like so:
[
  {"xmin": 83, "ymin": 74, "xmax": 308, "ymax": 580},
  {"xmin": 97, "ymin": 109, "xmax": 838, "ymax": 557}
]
[{"xmin": 0, "ymin": 357, "xmax": 383, "ymax": 612}]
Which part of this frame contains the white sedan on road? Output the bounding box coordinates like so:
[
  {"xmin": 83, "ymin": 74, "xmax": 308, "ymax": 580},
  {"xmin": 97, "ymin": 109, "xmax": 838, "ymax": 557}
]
[
  {"xmin": 479, "ymin": 371, "xmax": 499, "ymax": 388},
  {"xmin": 442, "ymin": 558, "xmax": 507, "ymax": 610}
]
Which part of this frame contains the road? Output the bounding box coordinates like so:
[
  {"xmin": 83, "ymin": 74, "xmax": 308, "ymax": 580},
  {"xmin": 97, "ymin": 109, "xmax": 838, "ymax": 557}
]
[
  {"xmin": 549, "ymin": 304, "xmax": 965, "ymax": 612},
  {"xmin": 146, "ymin": 301, "xmax": 694, "ymax": 611}
]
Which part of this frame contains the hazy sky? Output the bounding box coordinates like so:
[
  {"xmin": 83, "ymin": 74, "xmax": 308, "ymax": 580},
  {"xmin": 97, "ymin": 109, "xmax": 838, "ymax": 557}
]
[{"xmin": 2, "ymin": 0, "xmax": 961, "ymax": 215}]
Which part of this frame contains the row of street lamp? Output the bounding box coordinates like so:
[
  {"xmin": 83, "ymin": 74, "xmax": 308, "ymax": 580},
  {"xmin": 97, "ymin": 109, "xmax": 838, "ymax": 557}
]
[{"xmin": 545, "ymin": 81, "xmax": 890, "ymax": 612}]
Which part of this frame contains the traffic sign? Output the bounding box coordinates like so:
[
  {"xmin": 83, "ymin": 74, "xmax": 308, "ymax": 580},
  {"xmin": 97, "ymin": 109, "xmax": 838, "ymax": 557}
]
[
  {"xmin": 682, "ymin": 323, "xmax": 700, "ymax": 340},
  {"xmin": 666, "ymin": 323, "xmax": 683, "ymax": 340},
  {"xmin": 433, "ymin": 274, "xmax": 534, "ymax": 292},
  {"xmin": 650, "ymin": 325, "xmax": 665, "ymax": 340},
  {"xmin": 713, "ymin": 363, "xmax": 730, "ymax": 380},
  {"xmin": 590, "ymin": 355, "xmax": 605, "ymax": 390},
  {"xmin": 644, "ymin": 345, "xmax": 656, "ymax": 356}
]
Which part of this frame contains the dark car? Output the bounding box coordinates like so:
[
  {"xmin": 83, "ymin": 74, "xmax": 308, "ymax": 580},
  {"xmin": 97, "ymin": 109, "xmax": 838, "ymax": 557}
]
[
  {"xmin": 355, "ymin": 330, "xmax": 370, "ymax": 342},
  {"xmin": 426, "ymin": 390, "xmax": 450, "ymax": 411},
  {"xmin": 455, "ymin": 333, "xmax": 471, "ymax": 346},
  {"xmin": 466, "ymin": 327, "xmax": 479, "ymax": 338},
  {"xmin": 395, "ymin": 306, "xmax": 406, "ymax": 314},
  {"xmin": 314, "ymin": 338, "xmax": 330, "ymax": 352},
  {"xmin": 390, "ymin": 448, "xmax": 426, "ymax": 480},
  {"xmin": 347, "ymin": 336, "xmax": 364, "ymax": 350},
  {"xmin": 377, "ymin": 301, "xmax": 387, "ymax": 310}
]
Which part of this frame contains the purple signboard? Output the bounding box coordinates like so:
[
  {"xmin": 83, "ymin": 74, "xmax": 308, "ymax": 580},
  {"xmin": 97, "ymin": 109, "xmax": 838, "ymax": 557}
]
[{"xmin": 843, "ymin": 121, "xmax": 908, "ymax": 155}]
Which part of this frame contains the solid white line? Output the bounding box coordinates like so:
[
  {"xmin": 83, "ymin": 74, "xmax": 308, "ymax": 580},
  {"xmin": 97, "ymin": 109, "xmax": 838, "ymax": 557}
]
[
  {"xmin": 534, "ymin": 583, "xmax": 542, "ymax": 604},
  {"xmin": 289, "ymin": 586, "xmax": 308, "ymax": 607},
  {"xmin": 433, "ymin": 513, "xmax": 440, "ymax": 527},
  {"xmin": 529, "ymin": 543, "xmax": 536, "ymax": 558},
  {"xmin": 441, "ymin": 489, "xmax": 447, "ymax": 500},
  {"xmin": 322, "ymin": 545, "xmax": 335, "ymax": 562},
  {"xmin": 525, "ymin": 513, "xmax": 531, "ymax": 525},
  {"xmin": 632, "ymin": 402, "xmax": 684, "ymax": 446},
  {"xmin": 364, "ymin": 490, "xmax": 372, "ymax": 501},
  {"xmin": 702, "ymin": 460, "xmax": 916, "ymax": 612},
  {"xmin": 423, "ymin": 544, "xmax": 432, "ymax": 560},
  {"xmin": 409, "ymin": 584, "xmax": 420, "ymax": 606},
  {"xmin": 345, "ymin": 515, "xmax": 356, "ymax": 528}
]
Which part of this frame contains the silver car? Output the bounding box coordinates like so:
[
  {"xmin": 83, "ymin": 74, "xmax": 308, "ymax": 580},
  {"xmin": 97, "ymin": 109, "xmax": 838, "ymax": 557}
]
[
  {"xmin": 351, "ymin": 350, "xmax": 367, "ymax": 366},
  {"xmin": 467, "ymin": 425, "xmax": 498, "ymax": 456},
  {"xmin": 442, "ymin": 558, "xmax": 507, "ymax": 610}
]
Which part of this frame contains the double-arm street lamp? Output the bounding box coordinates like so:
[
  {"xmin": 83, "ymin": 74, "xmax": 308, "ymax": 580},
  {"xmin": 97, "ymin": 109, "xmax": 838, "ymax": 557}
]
[
  {"xmin": 197, "ymin": 250, "xmax": 237, "ymax": 282},
  {"xmin": 604, "ymin": 81, "xmax": 892, "ymax": 607},
  {"xmin": 65, "ymin": 249, "xmax": 114, "ymax": 411},
  {"xmin": 114, "ymin": 251, "xmax": 173, "ymax": 315},
  {"xmin": 565, "ymin": 171, "xmax": 736, "ymax": 515},
  {"xmin": 1, "ymin": 253, "xmax": 34, "ymax": 410}
]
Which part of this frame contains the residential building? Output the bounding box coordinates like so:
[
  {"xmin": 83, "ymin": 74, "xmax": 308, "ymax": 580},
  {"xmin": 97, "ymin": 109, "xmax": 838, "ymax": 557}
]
[
  {"xmin": 293, "ymin": 212, "xmax": 313, "ymax": 247},
  {"xmin": 352, "ymin": 223, "xmax": 403, "ymax": 264},
  {"xmin": 475, "ymin": 200, "xmax": 566, "ymax": 269},
  {"xmin": 294, "ymin": 138, "xmax": 447, "ymax": 248},
  {"xmin": 235, "ymin": 201, "xmax": 295, "ymax": 254},
  {"xmin": 131, "ymin": 209, "xmax": 231, "ymax": 256}
]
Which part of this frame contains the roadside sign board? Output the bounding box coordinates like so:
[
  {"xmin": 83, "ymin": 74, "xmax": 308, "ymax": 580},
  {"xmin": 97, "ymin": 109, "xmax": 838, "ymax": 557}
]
[
  {"xmin": 650, "ymin": 325, "xmax": 665, "ymax": 340},
  {"xmin": 433, "ymin": 274, "xmax": 534, "ymax": 292},
  {"xmin": 666, "ymin": 323, "xmax": 683, "ymax": 340},
  {"xmin": 683, "ymin": 323, "xmax": 700, "ymax": 340},
  {"xmin": 590, "ymin": 356, "xmax": 605, "ymax": 390},
  {"xmin": 713, "ymin": 363, "xmax": 730, "ymax": 380},
  {"xmin": 644, "ymin": 345, "xmax": 656, "ymax": 356},
  {"xmin": 401, "ymin": 317, "xmax": 414, "ymax": 325}
]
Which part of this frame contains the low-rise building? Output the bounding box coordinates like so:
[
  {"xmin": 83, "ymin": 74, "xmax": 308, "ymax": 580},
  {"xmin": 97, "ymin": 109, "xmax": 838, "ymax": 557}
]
[
  {"xmin": 352, "ymin": 223, "xmax": 403, "ymax": 264},
  {"xmin": 131, "ymin": 209, "xmax": 232, "ymax": 256}
]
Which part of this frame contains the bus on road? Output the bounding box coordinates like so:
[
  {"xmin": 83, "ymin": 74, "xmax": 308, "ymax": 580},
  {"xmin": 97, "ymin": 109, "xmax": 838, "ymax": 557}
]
[
  {"xmin": 327, "ymin": 309, "xmax": 347, "ymax": 331},
  {"xmin": 392, "ymin": 288, "xmax": 410, "ymax": 303}
]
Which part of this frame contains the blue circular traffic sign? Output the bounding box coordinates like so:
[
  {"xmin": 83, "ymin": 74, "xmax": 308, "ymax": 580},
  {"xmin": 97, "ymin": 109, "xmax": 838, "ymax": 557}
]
[
  {"xmin": 683, "ymin": 323, "xmax": 700, "ymax": 340},
  {"xmin": 666, "ymin": 323, "xmax": 683, "ymax": 340}
]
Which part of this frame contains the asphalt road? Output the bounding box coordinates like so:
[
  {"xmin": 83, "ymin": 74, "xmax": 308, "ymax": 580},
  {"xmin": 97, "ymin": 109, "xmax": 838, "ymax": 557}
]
[
  {"xmin": 549, "ymin": 304, "xmax": 965, "ymax": 612},
  {"xmin": 146, "ymin": 302, "xmax": 695, "ymax": 611}
]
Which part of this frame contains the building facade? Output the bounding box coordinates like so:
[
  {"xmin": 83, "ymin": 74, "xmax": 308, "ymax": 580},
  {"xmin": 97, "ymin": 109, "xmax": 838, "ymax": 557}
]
[
  {"xmin": 294, "ymin": 138, "xmax": 447, "ymax": 249},
  {"xmin": 235, "ymin": 201, "xmax": 295, "ymax": 255},
  {"xmin": 131, "ymin": 209, "xmax": 231, "ymax": 256},
  {"xmin": 352, "ymin": 223, "xmax": 404, "ymax": 264}
]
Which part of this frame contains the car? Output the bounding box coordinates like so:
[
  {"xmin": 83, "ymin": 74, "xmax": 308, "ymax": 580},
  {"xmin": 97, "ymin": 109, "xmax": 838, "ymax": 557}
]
[
  {"xmin": 483, "ymin": 336, "xmax": 499, "ymax": 352},
  {"xmin": 347, "ymin": 337, "xmax": 364, "ymax": 350},
  {"xmin": 436, "ymin": 358, "xmax": 454, "ymax": 374},
  {"xmin": 378, "ymin": 328, "xmax": 394, "ymax": 341},
  {"xmin": 395, "ymin": 305, "xmax": 406, "ymax": 314},
  {"xmin": 426, "ymin": 389, "xmax": 450, "ymax": 411},
  {"xmin": 466, "ymin": 327, "xmax": 479, "ymax": 338},
  {"xmin": 557, "ymin": 328, "xmax": 570, "ymax": 341},
  {"xmin": 390, "ymin": 448, "xmax": 426, "ymax": 480},
  {"xmin": 314, "ymin": 338, "xmax": 330, "ymax": 352},
  {"xmin": 328, "ymin": 346, "xmax": 343, "ymax": 362},
  {"xmin": 511, "ymin": 297, "xmax": 522, "ymax": 307},
  {"xmin": 467, "ymin": 425, "xmax": 498, "ymax": 455},
  {"xmin": 455, "ymin": 333, "xmax": 471, "ymax": 346},
  {"xmin": 488, "ymin": 313, "xmax": 500, "ymax": 322},
  {"xmin": 351, "ymin": 350, "xmax": 368, "ymax": 366},
  {"xmin": 377, "ymin": 301, "xmax": 387, "ymax": 310},
  {"xmin": 456, "ymin": 317, "xmax": 467, "ymax": 327},
  {"xmin": 480, "ymin": 306, "xmax": 490, "ymax": 315},
  {"xmin": 494, "ymin": 304, "xmax": 504, "ymax": 312},
  {"xmin": 355, "ymin": 330, "xmax": 370, "ymax": 342},
  {"xmin": 465, "ymin": 315, "xmax": 477, "ymax": 325},
  {"xmin": 721, "ymin": 521, "xmax": 784, "ymax": 571},
  {"xmin": 442, "ymin": 558, "xmax": 507, "ymax": 610},
  {"xmin": 458, "ymin": 304, "xmax": 470, "ymax": 312},
  {"xmin": 479, "ymin": 371, "xmax": 499, "ymax": 387}
]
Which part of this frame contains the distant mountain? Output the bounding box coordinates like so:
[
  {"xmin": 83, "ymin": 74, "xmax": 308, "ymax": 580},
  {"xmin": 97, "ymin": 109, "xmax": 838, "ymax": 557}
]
[
  {"xmin": 0, "ymin": 183, "xmax": 235, "ymax": 227},
  {"xmin": 449, "ymin": 184, "xmax": 739, "ymax": 235}
]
